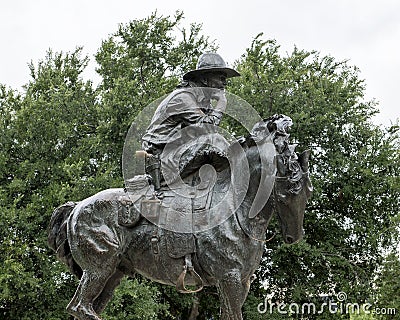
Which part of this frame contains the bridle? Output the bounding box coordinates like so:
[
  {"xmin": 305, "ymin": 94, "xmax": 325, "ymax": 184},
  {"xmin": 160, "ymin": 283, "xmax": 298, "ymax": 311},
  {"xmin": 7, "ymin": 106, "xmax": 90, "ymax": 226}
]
[
  {"xmin": 248, "ymin": 171, "xmax": 309, "ymax": 244},
  {"xmin": 246, "ymin": 172, "xmax": 304, "ymax": 244}
]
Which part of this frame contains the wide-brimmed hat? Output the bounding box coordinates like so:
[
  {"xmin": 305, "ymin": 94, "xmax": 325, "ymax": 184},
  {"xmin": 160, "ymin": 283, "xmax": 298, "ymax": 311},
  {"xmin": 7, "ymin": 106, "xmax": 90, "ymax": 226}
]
[{"xmin": 183, "ymin": 52, "xmax": 240, "ymax": 80}]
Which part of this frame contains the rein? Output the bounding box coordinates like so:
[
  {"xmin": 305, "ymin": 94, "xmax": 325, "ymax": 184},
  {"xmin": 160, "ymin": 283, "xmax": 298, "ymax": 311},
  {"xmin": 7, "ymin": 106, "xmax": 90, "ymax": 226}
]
[{"xmin": 247, "ymin": 231, "xmax": 276, "ymax": 243}]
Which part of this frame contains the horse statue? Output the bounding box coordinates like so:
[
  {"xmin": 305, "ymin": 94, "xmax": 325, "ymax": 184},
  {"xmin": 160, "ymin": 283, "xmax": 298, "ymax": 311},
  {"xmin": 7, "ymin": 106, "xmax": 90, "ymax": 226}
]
[{"xmin": 48, "ymin": 114, "xmax": 313, "ymax": 320}]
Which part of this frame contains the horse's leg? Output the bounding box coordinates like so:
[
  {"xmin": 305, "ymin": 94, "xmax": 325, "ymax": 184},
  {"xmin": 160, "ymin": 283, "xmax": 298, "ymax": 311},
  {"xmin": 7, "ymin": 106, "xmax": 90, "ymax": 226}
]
[
  {"xmin": 67, "ymin": 262, "xmax": 119, "ymax": 320},
  {"xmin": 217, "ymin": 270, "xmax": 250, "ymax": 320},
  {"xmin": 93, "ymin": 269, "xmax": 125, "ymax": 314}
]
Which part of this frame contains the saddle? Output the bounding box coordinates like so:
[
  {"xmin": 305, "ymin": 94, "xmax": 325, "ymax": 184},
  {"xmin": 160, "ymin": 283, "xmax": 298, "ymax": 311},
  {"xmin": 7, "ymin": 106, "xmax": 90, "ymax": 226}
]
[{"xmin": 122, "ymin": 174, "xmax": 213, "ymax": 293}]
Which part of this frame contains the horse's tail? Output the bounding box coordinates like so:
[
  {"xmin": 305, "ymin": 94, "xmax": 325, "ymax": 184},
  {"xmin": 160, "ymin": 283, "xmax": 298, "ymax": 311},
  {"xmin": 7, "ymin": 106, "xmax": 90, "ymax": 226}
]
[{"xmin": 48, "ymin": 201, "xmax": 83, "ymax": 279}]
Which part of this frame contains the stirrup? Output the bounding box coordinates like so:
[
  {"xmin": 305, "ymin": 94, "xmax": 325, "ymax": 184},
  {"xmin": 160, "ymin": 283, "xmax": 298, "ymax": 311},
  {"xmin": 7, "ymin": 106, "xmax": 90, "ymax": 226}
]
[{"xmin": 176, "ymin": 255, "xmax": 204, "ymax": 294}]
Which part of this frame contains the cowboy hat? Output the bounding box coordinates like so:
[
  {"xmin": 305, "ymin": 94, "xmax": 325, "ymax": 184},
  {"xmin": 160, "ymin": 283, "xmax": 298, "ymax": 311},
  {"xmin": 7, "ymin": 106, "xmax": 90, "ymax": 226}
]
[{"xmin": 183, "ymin": 52, "xmax": 240, "ymax": 80}]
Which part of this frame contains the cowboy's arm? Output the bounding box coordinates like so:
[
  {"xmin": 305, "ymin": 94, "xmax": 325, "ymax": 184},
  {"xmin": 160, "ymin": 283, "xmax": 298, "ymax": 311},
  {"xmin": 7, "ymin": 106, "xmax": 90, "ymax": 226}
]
[{"xmin": 168, "ymin": 92, "xmax": 225, "ymax": 126}]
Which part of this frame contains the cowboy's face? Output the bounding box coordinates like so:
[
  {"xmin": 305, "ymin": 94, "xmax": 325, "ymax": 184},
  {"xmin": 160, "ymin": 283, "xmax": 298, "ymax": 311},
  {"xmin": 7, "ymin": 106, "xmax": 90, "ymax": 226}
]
[{"xmin": 204, "ymin": 72, "xmax": 227, "ymax": 90}]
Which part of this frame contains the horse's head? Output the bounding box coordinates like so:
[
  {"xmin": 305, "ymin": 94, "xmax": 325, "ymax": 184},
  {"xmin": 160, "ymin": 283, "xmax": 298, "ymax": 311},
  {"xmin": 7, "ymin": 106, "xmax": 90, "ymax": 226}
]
[{"xmin": 274, "ymin": 148, "xmax": 313, "ymax": 244}]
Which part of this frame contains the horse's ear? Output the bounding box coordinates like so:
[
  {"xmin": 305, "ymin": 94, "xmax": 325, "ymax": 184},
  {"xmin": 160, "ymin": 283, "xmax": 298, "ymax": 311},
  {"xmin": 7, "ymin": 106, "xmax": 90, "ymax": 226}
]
[{"xmin": 298, "ymin": 150, "xmax": 311, "ymax": 172}]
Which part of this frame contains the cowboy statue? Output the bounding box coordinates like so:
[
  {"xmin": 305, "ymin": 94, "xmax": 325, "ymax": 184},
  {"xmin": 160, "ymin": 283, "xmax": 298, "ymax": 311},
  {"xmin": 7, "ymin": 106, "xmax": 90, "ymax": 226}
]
[
  {"xmin": 48, "ymin": 50, "xmax": 313, "ymax": 320},
  {"xmin": 141, "ymin": 52, "xmax": 240, "ymax": 192}
]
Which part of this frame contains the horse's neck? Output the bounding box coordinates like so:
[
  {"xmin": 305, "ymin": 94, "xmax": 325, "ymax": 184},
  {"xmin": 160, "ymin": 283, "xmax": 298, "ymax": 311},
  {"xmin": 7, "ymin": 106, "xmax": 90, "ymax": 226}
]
[{"xmin": 235, "ymin": 142, "xmax": 275, "ymax": 232}]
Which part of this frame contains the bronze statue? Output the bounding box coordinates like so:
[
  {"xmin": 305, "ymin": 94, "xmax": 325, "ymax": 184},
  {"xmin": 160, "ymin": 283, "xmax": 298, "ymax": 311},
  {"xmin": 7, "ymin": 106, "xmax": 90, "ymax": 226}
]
[{"xmin": 48, "ymin": 113, "xmax": 312, "ymax": 320}]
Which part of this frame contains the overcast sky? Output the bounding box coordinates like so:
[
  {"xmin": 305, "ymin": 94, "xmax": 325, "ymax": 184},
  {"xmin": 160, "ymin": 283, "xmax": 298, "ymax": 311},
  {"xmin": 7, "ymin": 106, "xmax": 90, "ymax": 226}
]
[{"xmin": 1, "ymin": 0, "xmax": 399, "ymax": 126}]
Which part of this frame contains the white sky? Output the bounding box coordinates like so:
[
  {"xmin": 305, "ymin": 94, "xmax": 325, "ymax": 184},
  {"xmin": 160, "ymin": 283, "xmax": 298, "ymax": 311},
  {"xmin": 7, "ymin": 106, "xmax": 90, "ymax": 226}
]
[{"xmin": 1, "ymin": 0, "xmax": 399, "ymax": 126}]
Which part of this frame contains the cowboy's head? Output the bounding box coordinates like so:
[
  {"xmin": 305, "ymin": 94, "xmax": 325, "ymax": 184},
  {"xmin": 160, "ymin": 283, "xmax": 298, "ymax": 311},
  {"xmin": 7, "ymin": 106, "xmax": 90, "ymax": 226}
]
[{"xmin": 183, "ymin": 53, "xmax": 240, "ymax": 89}]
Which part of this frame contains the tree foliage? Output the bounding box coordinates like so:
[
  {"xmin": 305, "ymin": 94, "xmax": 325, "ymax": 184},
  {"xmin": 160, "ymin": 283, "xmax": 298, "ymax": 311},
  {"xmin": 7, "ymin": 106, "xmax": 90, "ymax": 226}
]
[
  {"xmin": 0, "ymin": 13, "xmax": 399, "ymax": 320},
  {"xmin": 229, "ymin": 35, "xmax": 400, "ymax": 319},
  {"xmin": 374, "ymin": 252, "xmax": 400, "ymax": 319},
  {"xmin": 0, "ymin": 48, "xmax": 99, "ymax": 318}
]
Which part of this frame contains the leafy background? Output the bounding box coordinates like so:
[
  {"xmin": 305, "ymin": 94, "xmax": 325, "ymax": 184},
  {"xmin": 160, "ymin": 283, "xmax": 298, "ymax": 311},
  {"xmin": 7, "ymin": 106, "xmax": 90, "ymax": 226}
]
[{"xmin": 0, "ymin": 12, "xmax": 399, "ymax": 320}]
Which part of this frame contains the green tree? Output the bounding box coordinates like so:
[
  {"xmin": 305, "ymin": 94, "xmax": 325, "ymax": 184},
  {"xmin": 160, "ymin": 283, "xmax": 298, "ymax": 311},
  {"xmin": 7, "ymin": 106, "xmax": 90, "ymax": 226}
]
[
  {"xmin": 1, "ymin": 13, "xmax": 399, "ymax": 320},
  {"xmin": 229, "ymin": 35, "xmax": 400, "ymax": 319},
  {"xmin": 0, "ymin": 48, "xmax": 101, "ymax": 318},
  {"xmin": 374, "ymin": 252, "xmax": 400, "ymax": 319}
]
